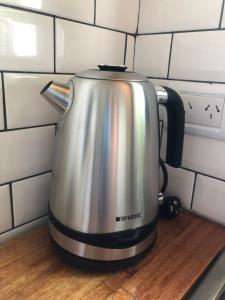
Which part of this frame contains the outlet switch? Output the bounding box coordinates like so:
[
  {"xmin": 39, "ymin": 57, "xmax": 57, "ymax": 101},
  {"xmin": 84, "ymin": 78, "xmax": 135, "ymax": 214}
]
[{"xmin": 182, "ymin": 94, "xmax": 224, "ymax": 128}]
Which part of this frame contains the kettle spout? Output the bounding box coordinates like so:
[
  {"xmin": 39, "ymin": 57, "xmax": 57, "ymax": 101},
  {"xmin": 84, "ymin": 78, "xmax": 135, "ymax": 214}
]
[{"xmin": 40, "ymin": 81, "xmax": 72, "ymax": 113}]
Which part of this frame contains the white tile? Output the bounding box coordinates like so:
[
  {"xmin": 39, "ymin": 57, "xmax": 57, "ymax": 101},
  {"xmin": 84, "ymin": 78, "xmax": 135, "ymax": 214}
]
[
  {"xmin": 0, "ymin": 0, "xmax": 94, "ymax": 23},
  {"xmin": 165, "ymin": 165, "xmax": 195, "ymax": 209},
  {"xmin": 138, "ymin": 0, "xmax": 223, "ymax": 33},
  {"xmin": 0, "ymin": 7, "xmax": 54, "ymax": 72},
  {"xmin": 182, "ymin": 134, "xmax": 225, "ymax": 180},
  {"xmin": 0, "ymin": 185, "xmax": 12, "ymax": 233},
  {"xmin": 13, "ymin": 173, "xmax": 51, "ymax": 226},
  {"xmin": 168, "ymin": 79, "xmax": 225, "ymax": 95},
  {"xmin": 96, "ymin": 0, "xmax": 139, "ymax": 33},
  {"xmin": 134, "ymin": 35, "xmax": 172, "ymax": 77},
  {"xmin": 0, "ymin": 215, "xmax": 47, "ymax": 244},
  {"xmin": 170, "ymin": 31, "xmax": 225, "ymax": 82},
  {"xmin": 161, "ymin": 130, "xmax": 225, "ymax": 180},
  {"xmin": 56, "ymin": 19, "xmax": 125, "ymax": 73},
  {"xmin": 159, "ymin": 80, "xmax": 225, "ymax": 180},
  {"xmin": 4, "ymin": 73, "xmax": 72, "ymax": 129},
  {"xmin": 193, "ymin": 175, "xmax": 225, "ymax": 224},
  {"xmin": 149, "ymin": 78, "xmax": 169, "ymax": 87},
  {"xmin": 125, "ymin": 35, "xmax": 135, "ymax": 71},
  {"xmin": 0, "ymin": 126, "xmax": 55, "ymax": 184},
  {"xmin": 0, "ymin": 73, "xmax": 4, "ymax": 130}
]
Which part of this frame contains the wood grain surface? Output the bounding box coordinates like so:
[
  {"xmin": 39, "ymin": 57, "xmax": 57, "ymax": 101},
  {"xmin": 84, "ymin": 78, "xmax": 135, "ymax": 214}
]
[{"xmin": 1, "ymin": 212, "xmax": 225, "ymax": 300}]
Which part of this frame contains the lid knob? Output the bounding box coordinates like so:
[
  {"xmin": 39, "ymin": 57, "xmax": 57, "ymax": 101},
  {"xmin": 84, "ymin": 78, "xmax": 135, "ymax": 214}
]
[{"xmin": 98, "ymin": 65, "xmax": 127, "ymax": 72}]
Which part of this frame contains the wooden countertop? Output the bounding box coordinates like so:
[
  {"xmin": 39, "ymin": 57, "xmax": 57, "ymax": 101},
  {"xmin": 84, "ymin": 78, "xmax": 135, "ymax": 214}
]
[{"xmin": 1, "ymin": 212, "xmax": 225, "ymax": 300}]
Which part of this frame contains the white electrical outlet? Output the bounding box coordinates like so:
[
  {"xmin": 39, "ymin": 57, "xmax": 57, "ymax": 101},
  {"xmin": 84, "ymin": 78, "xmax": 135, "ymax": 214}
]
[
  {"xmin": 182, "ymin": 94, "xmax": 224, "ymax": 128},
  {"xmin": 157, "ymin": 80, "xmax": 225, "ymax": 141}
]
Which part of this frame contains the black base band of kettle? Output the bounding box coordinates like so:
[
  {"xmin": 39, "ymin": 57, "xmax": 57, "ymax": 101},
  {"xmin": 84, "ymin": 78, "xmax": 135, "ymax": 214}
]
[
  {"xmin": 48, "ymin": 208, "xmax": 158, "ymax": 249},
  {"xmin": 50, "ymin": 233, "xmax": 157, "ymax": 270}
]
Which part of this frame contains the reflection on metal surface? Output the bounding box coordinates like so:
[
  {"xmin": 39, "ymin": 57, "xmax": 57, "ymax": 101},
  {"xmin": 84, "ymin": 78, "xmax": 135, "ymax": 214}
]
[
  {"xmin": 49, "ymin": 75, "xmax": 159, "ymax": 234},
  {"xmin": 49, "ymin": 221, "xmax": 157, "ymax": 261},
  {"xmin": 155, "ymin": 85, "xmax": 168, "ymax": 104},
  {"xmin": 40, "ymin": 81, "xmax": 73, "ymax": 113}
]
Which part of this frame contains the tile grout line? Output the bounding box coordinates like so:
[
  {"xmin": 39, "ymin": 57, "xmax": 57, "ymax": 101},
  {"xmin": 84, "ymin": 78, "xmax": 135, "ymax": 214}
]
[
  {"xmin": 219, "ymin": 0, "xmax": 225, "ymax": 28},
  {"xmin": 135, "ymin": 0, "xmax": 141, "ymax": 34},
  {"xmin": 0, "ymin": 70, "xmax": 75, "ymax": 75},
  {"xmin": 0, "ymin": 123, "xmax": 56, "ymax": 133},
  {"xmin": 190, "ymin": 173, "xmax": 197, "ymax": 210},
  {"xmin": 0, "ymin": 214, "xmax": 48, "ymax": 236},
  {"xmin": 137, "ymin": 27, "xmax": 225, "ymax": 36},
  {"xmin": 167, "ymin": 33, "xmax": 174, "ymax": 79},
  {"xmin": 0, "ymin": 170, "xmax": 52, "ymax": 187},
  {"xmin": 9, "ymin": 183, "xmax": 15, "ymax": 228},
  {"xmin": 180, "ymin": 166, "xmax": 225, "ymax": 184},
  {"xmin": 53, "ymin": 16, "xmax": 56, "ymax": 73},
  {"xmin": 160, "ymin": 160, "xmax": 225, "ymax": 185},
  {"xmin": 1, "ymin": 72, "xmax": 7, "ymax": 130},
  {"xmin": 132, "ymin": 35, "xmax": 137, "ymax": 71},
  {"xmin": 0, "ymin": 3, "xmax": 135, "ymax": 36},
  {"xmin": 94, "ymin": 0, "xmax": 97, "ymax": 25},
  {"xmin": 123, "ymin": 34, "xmax": 128, "ymax": 65},
  {"xmin": 147, "ymin": 76, "xmax": 225, "ymax": 85}
]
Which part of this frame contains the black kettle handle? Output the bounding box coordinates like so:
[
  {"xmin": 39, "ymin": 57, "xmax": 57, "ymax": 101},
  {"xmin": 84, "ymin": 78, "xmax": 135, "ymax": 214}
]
[{"xmin": 161, "ymin": 86, "xmax": 185, "ymax": 168}]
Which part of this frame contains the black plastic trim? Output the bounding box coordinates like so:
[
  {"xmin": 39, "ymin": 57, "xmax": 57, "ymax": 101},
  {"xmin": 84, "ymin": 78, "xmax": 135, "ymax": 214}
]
[
  {"xmin": 162, "ymin": 86, "xmax": 185, "ymax": 168},
  {"xmin": 49, "ymin": 208, "xmax": 158, "ymax": 249},
  {"xmin": 98, "ymin": 65, "xmax": 127, "ymax": 72}
]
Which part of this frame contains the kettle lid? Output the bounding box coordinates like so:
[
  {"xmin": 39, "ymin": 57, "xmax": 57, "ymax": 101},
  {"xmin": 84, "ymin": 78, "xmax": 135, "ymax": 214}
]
[{"xmin": 76, "ymin": 65, "xmax": 148, "ymax": 82}]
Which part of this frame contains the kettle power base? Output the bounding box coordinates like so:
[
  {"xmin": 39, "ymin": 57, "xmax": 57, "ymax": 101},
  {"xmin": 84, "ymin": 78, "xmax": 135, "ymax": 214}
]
[
  {"xmin": 50, "ymin": 233, "xmax": 157, "ymax": 270},
  {"xmin": 49, "ymin": 219, "xmax": 157, "ymax": 268}
]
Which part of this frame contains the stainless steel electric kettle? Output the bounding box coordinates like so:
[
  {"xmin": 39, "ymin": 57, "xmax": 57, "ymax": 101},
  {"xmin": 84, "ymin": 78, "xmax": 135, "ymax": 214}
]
[{"xmin": 41, "ymin": 65, "xmax": 184, "ymax": 267}]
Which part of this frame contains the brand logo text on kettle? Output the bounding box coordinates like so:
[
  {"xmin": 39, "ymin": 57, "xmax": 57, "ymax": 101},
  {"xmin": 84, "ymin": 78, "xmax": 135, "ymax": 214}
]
[{"xmin": 116, "ymin": 213, "xmax": 141, "ymax": 222}]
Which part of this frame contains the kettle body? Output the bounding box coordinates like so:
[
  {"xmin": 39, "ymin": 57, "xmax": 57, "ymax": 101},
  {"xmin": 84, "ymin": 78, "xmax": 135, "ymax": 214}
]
[{"xmin": 41, "ymin": 65, "xmax": 184, "ymax": 266}]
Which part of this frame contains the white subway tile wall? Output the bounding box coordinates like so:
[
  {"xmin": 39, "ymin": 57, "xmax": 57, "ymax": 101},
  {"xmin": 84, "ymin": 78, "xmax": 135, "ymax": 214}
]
[
  {"xmin": 96, "ymin": 0, "xmax": 139, "ymax": 33},
  {"xmin": 170, "ymin": 31, "xmax": 225, "ymax": 82},
  {"xmin": 56, "ymin": 19, "xmax": 126, "ymax": 73},
  {"xmin": 125, "ymin": 35, "xmax": 135, "ymax": 70},
  {"xmin": 138, "ymin": 0, "xmax": 223, "ymax": 34},
  {"xmin": 0, "ymin": 0, "xmax": 95, "ymax": 23},
  {"xmin": 0, "ymin": 216, "xmax": 47, "ymax": 244},
  {"xmin": 193, "ymin": 175, "xmax": 225, "ymax": 225},
  {"xmin": 1, "ymin": 0, "xmax": 224, "ymax": 238},
  {"xmin": 134, "ymin": 34, "xmax": 172, "ymax": 77},
  {"xmin": 0, "ymin": 126, "xmax": 54, "ymax": 184},
  {"xmin": 136, "ymin": 0, "xmax": 225, "ymax": 224},
  {"xmin": 4, "ymin": 73, "xmax": 71, "ymax": 128},
  {"xmin": 13, "ymin": 173, "xmax": 51, "ymax": 226},
  {"xmin": 165, "ymin": 165, "xmax": 195, "ymax": 209},
  {"xmin": 0, "ymin": 7, "xmax": 54, "ymax": 72},
  {"xmin": 0, "ymin": 2, "xmax": 137, "ymax": 240}
]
